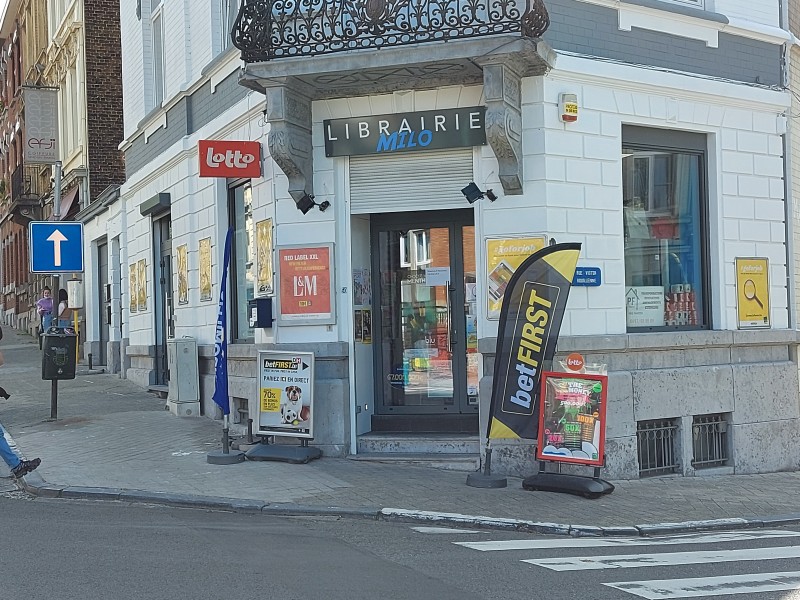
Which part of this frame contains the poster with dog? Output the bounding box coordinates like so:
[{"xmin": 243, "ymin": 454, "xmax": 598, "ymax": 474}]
[{"xmin": 257, "ymin": 350, "xmax": 315, "ymax": 438}]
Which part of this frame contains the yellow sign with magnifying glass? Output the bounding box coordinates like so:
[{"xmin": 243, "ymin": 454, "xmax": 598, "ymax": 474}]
[{"xmin": 736, "ymin": 257, "xmax": 770, "ymax": 329}]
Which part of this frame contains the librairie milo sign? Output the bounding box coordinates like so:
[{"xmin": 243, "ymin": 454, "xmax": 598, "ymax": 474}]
[{"xmin": 324, "ymin": 107, "xmax": 486, "ymax": 157}]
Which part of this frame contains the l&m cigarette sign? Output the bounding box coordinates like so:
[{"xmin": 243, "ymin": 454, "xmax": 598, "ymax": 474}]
[{"xmin": 323, "ymin": 107, "xmax": 486, "ymax": 157}]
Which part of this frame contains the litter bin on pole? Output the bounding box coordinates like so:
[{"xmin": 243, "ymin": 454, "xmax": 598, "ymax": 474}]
[{"xmin": 42, "ymin": 328, "xmax": 77, "ymax": 381}]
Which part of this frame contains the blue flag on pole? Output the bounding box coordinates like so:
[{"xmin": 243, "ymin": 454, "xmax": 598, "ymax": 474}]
[{"xmin": 212, "ymin": 228, "xmax": 234, "ymax": 416}]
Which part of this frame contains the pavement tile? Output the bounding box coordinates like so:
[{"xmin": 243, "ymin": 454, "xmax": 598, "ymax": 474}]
[{"xmin": 2, "ymin": 327, "xmax": 800, "ymax": 532}]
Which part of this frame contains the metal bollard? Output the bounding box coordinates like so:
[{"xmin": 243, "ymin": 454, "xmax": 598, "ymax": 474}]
[
  {"xmin": 247, "ymin": 418, "xmax": 254, "ymax": 444},
  {"xmin": 88, "ymin": 353, "xmax": 93, "ymax": 370}
]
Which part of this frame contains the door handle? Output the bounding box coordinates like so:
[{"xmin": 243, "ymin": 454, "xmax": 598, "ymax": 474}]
[{"xmin": 447, "ymin": 285, "xmax": 456, "ymax": 351}]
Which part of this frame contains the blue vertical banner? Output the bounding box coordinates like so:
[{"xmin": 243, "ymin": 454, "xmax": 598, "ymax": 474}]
[{"xmin": 212, "ymin": 229, "xmax": 234, "ymax": 416}]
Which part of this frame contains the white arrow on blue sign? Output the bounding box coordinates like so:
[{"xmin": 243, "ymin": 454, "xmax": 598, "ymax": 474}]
[{"xmin": 28, "ymin": 221, "xmax": 84, "ymax": 273}]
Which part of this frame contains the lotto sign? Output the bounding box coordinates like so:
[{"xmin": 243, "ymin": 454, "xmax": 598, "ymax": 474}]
[
  {"xmin": 257, "ymin": 351, "xmax": 315, "ymax": 438},
  {"xmin": 277, "ymin": 244, "xmax": 335, "ymax": 325},
  {"xmin": 198, "ymin": 140, "xmax": 261, "ymax": 178}
]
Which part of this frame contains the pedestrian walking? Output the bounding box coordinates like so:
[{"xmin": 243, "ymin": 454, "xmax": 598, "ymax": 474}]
[
  {"xmin": 57, "ymin": 288, "xmax": 72, "ymax": 328},
  {"xmin": 0, "ymin": 326, "xmax": 41, "ymax": 478},
  {"xmin": 36, "ymin": 286, "xmax": 54, "ymax": 331}
]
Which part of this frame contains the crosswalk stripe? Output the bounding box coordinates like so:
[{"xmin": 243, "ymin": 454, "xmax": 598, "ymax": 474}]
[
  {"xmin": 523, "ymin": 546, "xmax": 800, "ymax": 571},
  {"xmin": 604, "ymin": 571, "xmax": 800, "ymax": 599},
  {"xmin": 455, "ymin": 530, "xmax": 800, "ymax": 552},
  {"xmin": 411, "ymin": 527, "xmax": 480, "ymax": 534}
]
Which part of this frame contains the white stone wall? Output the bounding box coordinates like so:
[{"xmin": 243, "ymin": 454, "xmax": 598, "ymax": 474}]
[
  {"xmin": 712, "ymin": 0, "xmax": 780, "ymax": 25},
  {"xmin": 120, "ymin": 92, "xmax": 267, "ymax": 348},
  {"xmin": 472, "ymin": 54, "xmax": 790, "ymax": 338},
  {"xmin": 119, "ymin": 0, "xmax": 147, "ymax": 137}
]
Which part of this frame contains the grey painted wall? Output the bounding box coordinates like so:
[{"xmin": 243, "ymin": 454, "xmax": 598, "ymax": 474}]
[
  {"xmin": 126, "ymin": 70, "xmax": 250, "ymax": 177},
  {"xmin": 544, "ymin": 0, "xmax": 781, "ymax": 88}
]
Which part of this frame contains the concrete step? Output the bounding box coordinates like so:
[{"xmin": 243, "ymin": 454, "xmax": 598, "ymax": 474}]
[
  {"xmin": 354, "ymin": 434, "xmax": 481, "ymax": 471},
  {"xmin": 357, "ymin": 433, "xmax": 480, "ymax": 455},
  {"xmin": 349, "ymin": 452, "xmax": 480, "ymax": 472}
]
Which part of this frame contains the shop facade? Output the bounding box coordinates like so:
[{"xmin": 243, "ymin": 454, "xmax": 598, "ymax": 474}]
[{"xmin": 108, "ymin": 0, "xmax": 799, "ymax": 479}]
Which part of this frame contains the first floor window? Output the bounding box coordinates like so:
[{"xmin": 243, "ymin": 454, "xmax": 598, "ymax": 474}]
[
  {"xmin": 229, "ymin": 180, "xmax": 254, "ymax": 341},
  {"xmin": 622, "ymin": 126, "xmax": 708, "ymax": 331}
]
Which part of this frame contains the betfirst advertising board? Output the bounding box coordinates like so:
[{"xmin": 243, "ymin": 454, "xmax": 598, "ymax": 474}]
[
  {"xmin": 257, "ymin": 351, "xmax": 315, "ymax": 439},
  {"xmin": 198, "ymin": 140, "xmax": 262, "ymax": 178}
]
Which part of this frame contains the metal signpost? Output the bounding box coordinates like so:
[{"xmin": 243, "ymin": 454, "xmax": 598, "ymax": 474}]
[{"xmin": 29, "ymin": 219, "xmax": 84, "ymax": 420}]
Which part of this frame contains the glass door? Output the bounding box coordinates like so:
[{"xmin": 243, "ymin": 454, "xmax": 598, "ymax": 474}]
[{"xmin": 372, "ymin": 211, "xmax": 477, "ymax": 416}]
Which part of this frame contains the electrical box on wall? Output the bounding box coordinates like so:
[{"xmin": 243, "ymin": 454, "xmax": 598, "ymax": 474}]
[
  {"xmin": 67, "ymin": 279, "xmax": 85, "ymax": 309},
  {"xmin": 248, "ymin": 297, "xmax": 274, "ymax": 329},
  {"xmin": 559, "ymin": 93, "xmax": 579, "ymax": 123}
]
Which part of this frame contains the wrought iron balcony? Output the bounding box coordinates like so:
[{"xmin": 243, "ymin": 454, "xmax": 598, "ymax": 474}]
[
  {"xmin": 232, "ymin": 0, "xmax": 550, "ymax": 62},
  {"xmin": 8, "ymin": 164, "xmax": 44, "ymax": 224}
]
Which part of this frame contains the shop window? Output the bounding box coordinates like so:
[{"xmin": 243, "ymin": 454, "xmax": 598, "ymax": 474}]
[
  {"xmin": 622, "ymin": 127, "xmax": 708, "ymax": 331},
  {"xmin": 228, "ymin": 180, "xmax": 254, "ymax": 341}
]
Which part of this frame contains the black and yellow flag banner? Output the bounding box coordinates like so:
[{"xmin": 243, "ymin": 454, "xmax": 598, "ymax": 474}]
[{"xmin": 487, "ymin": 243, "xmax": 581, "ymax": 440}]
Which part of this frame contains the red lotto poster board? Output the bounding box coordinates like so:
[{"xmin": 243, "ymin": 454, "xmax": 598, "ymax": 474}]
[{"xmin": 536, "ymin": 372, "xmax": 608, "ymax": 467}]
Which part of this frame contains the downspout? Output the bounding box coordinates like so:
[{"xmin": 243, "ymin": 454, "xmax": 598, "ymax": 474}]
[{"xmin": 780, "ymin": 0, "xmax": 797, "ymax": 329}]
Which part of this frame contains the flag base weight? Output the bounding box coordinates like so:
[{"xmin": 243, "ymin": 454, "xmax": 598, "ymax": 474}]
[
  {"xmin": 521, "ymin": 473, "xmax": 614, "ymax": 499},
  {"xmin": 465, "ymin": 472, "xmax": 508, "ymax": 488},
  {"xmin": 246, "ymin": 443, "xmax": 322, "ymax": 464},
  {"xmin": 206, "ymin": 449, "xmax": 245, "ymax": 465},
  {"xmin": 465, "ymin": 445, "xmax": 507, "ymax": 488}
]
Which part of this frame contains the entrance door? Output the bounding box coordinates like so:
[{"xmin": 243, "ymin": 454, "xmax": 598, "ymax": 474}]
[
  {"xmin": 97, "ymin": 241, "xmax": 109, "ymax": 365},
  {"xmin": 153, "ymin": 215, "xmax": 174, "ymax": 386},
  {"xmin": 371, "ymin": 210, "xmax": 478, "ymax": 432}
]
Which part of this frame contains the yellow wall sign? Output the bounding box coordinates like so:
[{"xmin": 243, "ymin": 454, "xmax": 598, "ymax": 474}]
[
  {"xmin": 735, "ymin": 257, "xmax": 770, "ymax": 329},
  {"xmin": 486, "ymin": 236, "xmax": 548, "ymax": 319},
  {"xmin": 260, "ymin": 388, "xmax": 282, "ymax": 412}
]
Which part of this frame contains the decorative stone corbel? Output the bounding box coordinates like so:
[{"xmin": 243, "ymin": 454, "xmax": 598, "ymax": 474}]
[
  {"xmin": 477, "ymin": 60, "xmax": 524, "ymax": 195},
  {"xmin": 262, "ymin": 77, "xmax": 314, "ymax": 205}
]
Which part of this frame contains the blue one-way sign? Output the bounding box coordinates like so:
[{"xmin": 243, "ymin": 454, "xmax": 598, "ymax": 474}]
[{"xmin": 29, "ymin": 221, "xmax": 84, "ymax": 273}]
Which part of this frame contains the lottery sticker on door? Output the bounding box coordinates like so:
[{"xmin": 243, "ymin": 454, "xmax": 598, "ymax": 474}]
[{"xmin": 277, "ymin": 244, "xmax": 335, "ymax": 325}]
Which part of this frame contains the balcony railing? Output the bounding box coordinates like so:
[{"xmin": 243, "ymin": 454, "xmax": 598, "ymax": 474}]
[
  {"xmin": 11, "ymin": 164, "xmax": 45, "ymax": 201},
  {"xmin": 232, "ymin": 0, "xmax": 550, "ymax": 62}
]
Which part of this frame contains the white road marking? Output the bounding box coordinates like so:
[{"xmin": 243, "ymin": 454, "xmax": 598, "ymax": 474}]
[
  {"xmin": 411, "ymin": 527, "xmax": 480, "ymax": 534},
  {"xmin": 455, "ymin": 530, "xmax": 800, "ymax": 552},
  {"xmin": 524, "ymin": 545, "xmax": 800, "ymax": 571},
  {"xmin": 604, "ymin": 571, "xmax": 800, "ymax": 599}
]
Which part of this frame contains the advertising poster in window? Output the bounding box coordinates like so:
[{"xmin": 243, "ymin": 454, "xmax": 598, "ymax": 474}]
[
  {"xmin": 625, "ymin": 286, "xmax": 665, "ymax": 328},
  {"xmin": 256, "ymin": 218, "xmax": 274, "ymax": 296},
  {"xmin": 177, "ymin": 244, "xmax": 189, "ymax": 305},
  {"xmin": 137, "ymin": 259, "xmax": 147, "ymax": 311},
  {"xmin": 199, "ymin": 237, "xmax": 212, "ymax": 302},
  {"xmin": 129, "ymin": 264, "xmax": 137, "ymax": 313},
  {"xmin": 736, "ymin": 257, "xmax": 770, "ymax": 329},
  {"xmin": 536, "ymin": 372, "xmax": 608, "ymax": 467},
  {"xmin": 277, "ymin": 244, "xmax": 335, "ymax": 325},
  {"xmin": 485, "ymin": 236, "xmax": 548, "ymax": 319},
  {"xmin": 256, "ymin": 350, "xmax": 315, "ymax": 439}
]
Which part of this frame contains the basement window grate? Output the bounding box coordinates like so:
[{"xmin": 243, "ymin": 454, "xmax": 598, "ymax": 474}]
[
  {"xmin": 691, "ymin": 414, "xmax": 729, "ymax": 469},
  {"xmin": 637, "ymin": 419, "xmax": 680, "ymax": 477}
]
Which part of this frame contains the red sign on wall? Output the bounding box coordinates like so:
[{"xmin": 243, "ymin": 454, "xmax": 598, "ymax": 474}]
[
  {"xmin": 277, "ymin": 244, "xmax": 335, "ymax": 325},
  {"xmin": 198, "ymin": 140, "xmax": 262, "ymax": 178}
]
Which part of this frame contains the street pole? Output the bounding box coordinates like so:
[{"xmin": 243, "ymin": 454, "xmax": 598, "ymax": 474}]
[{"xmin": 50, "ymin": 160, "xmax": 62, "ymax": 421}]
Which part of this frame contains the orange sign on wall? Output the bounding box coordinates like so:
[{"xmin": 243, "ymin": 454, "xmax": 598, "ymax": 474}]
[{"xmin": 277, "ymin": 244, "xmax": 335, "ymax": 325}]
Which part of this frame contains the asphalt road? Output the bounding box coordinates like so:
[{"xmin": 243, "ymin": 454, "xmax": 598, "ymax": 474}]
[{"xmin": 2, "ymin": 493, "xmax": 800, "ymax": 600}]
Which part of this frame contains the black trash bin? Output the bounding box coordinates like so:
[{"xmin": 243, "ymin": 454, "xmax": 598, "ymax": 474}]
[{"xmin": 42, "ymin": 328, "xmax": 77, "ymax": 380}]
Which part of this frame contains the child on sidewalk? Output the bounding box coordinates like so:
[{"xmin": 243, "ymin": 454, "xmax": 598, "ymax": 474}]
[{"xmin": 0, "ymin": 325, "xmax": 41, "ymax": 478}]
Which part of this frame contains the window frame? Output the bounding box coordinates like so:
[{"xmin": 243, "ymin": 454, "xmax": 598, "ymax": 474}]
[
  {"xmin": 150, "ymin": 2, "xmax": 165, "ymax": 110},
  {"xmin": 227, "ymin": 178, "xmax": 255, "ymax": 343},
  {"xmin": 219, "ymin": 0, "xmax": 241, "ymax": 53},
  {"xmin": 622, "ymin": 126, "xmax": 711, "ymax": 333}
]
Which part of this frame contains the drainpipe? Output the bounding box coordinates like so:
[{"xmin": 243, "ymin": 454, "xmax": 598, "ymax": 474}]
[{"xmin": 780, "ymin": 0, "xmax": 797, "ymax": 329}]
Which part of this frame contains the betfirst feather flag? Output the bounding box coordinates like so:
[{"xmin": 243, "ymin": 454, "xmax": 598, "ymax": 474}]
[
  {"xmin": 212, "ymin": 229, "xmax": 234, "ymax": 416},
  {"xmin": 487, "ymin": 243, "xmax": 581, "ymax": 440}
]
